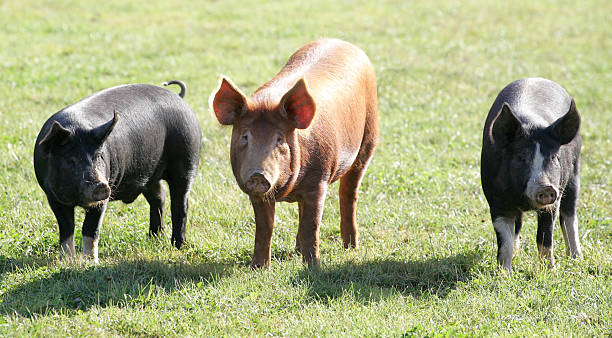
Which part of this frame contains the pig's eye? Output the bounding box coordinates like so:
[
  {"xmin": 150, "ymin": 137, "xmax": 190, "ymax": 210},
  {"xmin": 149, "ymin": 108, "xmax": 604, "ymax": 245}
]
[{"xmin": 515, "ymin": 152, "xmax": 529, "ymax": 164}]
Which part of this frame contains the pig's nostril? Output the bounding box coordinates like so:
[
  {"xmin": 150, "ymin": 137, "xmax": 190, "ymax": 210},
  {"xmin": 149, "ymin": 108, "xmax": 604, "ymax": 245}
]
[
  {"xmin": 536, "ymin": 186, "xmax": 557, "ymax": 205},
  {"xmin": 245, "ymin": 173, "xmax": 271, "ymax": 194},
  {"xmin": 92, "ymin": 183, "xmax": 110, "ymax": 201}
]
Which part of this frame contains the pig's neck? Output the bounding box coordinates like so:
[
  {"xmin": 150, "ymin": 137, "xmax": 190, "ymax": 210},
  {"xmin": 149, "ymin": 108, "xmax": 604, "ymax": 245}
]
[{"xmin": 276, "ymin": 132, "xmax": 302, "ymax": 200}]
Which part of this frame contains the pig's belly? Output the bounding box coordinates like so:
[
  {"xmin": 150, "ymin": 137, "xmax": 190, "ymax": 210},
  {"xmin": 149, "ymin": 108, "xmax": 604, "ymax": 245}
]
[
  {"xmin": 330, "ymin": 148, "xmax": 359, "ymax": 183},
  {"xmin": 113, "ymin": 186, "xmax": 145, "ymax": 204},
  {"xmin": 112, "ymin": 178, "xmax": 153, "ymax": 204}
]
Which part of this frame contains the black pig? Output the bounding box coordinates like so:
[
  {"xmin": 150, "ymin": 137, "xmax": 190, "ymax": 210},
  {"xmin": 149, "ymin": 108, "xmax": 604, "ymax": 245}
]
[
  {"xmin": 34, "ymin": 81, "xmax": 201, "ymax": 263},
  {"xmin": 481, "ymin": 78, "xmax": 582, "ymax": 271}
]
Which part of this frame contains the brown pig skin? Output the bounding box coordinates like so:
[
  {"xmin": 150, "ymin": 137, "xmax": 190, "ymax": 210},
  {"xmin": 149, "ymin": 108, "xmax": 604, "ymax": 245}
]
[{"xmin": 211, "ymin": 38, "xmax": 379, "ymax": 268}]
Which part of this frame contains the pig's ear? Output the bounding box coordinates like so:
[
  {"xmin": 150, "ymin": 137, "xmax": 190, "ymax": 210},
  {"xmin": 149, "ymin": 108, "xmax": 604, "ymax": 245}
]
[
  {"xmin": 279, "ymin": 78, "xmax": 316, "ymax": 129},
  {"xmin": 92, "ymin": 110, "xmax": 118, "ymax": 143},
  {"xmin": 551, "ymin": 99, "xmax": 580, "ymax": 145},
  {"xmin": 210, "ymin": 77, "xmax": 247, "ymax": 125},
  {"xmin": 39, "ymin": 121, "xmax": 72, "ymax": 151},
  {"xmin": 490, "ymin": 102, "xmax": 523, "ymax": 147}
]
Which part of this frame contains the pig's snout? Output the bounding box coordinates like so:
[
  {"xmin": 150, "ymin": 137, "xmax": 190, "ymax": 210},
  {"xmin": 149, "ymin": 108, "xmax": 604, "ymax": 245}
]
[
  {"xmin": 91, "ymin": 182, "xmax": 111, "ymax": 201},
  {"xmin": 535, "ymin": 186, "xmax": 557, "ymax": 206},
  {"xmin": 245, "ymin": 170, "xmax": 271, "ymax": 194}
]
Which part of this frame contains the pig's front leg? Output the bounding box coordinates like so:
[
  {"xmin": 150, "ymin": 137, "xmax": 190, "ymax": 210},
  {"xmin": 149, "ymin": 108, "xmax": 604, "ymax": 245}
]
[
  {"xmin": 48, "ymin": 199, "xmax": 76, "ymax": 260},
  {"xmin": 82, "ymin": 203, "xmax": 107, "ymax": 264},
  {"xmin": 295, "ymin": 203, "xmax": 304, "ymax": 253},
  {"xmin": 537, "ymin": 209, "xmax": 558, "ymax": 267},
  {"xmin": 492, "ymin": 215, "xmax": 517, "ymax": 271},
  {"xmin": 298, "ymin": 183, "xmax": 329, "ymax": 268},
  {"xmin": 250, "ymin": 198, "xmax": 275, "ymax": 269}
]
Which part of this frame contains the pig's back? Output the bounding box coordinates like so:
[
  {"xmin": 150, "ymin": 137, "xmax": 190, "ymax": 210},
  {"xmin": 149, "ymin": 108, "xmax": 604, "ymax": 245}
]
[
  {"xmin": 63, "ymin": 84, "xmax": 201, "ymax": 196},
  {"xmin": 257, "ymin": 39, "xmax": 376, "ymax": 113},
  {"xmin": 66, "ymin": 84, "xmax": 197, "ymax": 131}
]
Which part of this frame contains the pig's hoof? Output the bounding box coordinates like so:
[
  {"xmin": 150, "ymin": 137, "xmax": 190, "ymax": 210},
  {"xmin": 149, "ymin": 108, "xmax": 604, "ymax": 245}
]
[
  {"xmin": 342, "ymin": 241, "xmax": 358, "ymax": 250},
  {"xmin": 569, "ymin": 250, "xmax": 583, "ymax": 259},
  {"xmin": 171, "ymin": 238, "xmax": 184, "ymax": 250},
  {"xmin": 82, "ymin": 254, "xmax": 100, "ymax": 265},
  {"xmin": 304, "ymin": 258, "xmax": 321, "ymax": 269},
  {"xmin": 250, "ymin": 261, "xmax": 269, "ymax": 270},
  {"xmin": 60, "ymin": 255, "xmax": 77, "ymax": 264},
  {"xmin": 148, "ymin": 230, "xmax": 161, "ymax": 238}
]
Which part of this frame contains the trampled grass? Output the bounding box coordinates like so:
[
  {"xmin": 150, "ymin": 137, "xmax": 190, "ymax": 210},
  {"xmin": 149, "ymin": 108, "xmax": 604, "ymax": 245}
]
[{"xmin": 0, "ymin": 0, "xmax": 610, "ymax": 336}]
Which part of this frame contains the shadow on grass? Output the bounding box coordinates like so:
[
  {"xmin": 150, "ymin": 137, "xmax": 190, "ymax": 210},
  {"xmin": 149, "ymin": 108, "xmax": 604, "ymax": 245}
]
[
  {"xmin": 0, "ymin": 255, "xmax": 49, "ymax": 275},
  {"xmin": 293, "ymin": 250, "xmax": 483, "ymax": 303},
  {"xmin": 0, "ymin": 255, "xmax": 233, "ymax": 317},
  {"xmin": 234, "ymin": 247, "xmax": 299, "ymax": 265}
]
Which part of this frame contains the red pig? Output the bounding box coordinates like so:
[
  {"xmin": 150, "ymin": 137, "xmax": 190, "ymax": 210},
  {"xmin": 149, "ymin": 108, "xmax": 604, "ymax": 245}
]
[{"xmin": 211, "ymin": 38, "xmax": 378, "ymax": 268}]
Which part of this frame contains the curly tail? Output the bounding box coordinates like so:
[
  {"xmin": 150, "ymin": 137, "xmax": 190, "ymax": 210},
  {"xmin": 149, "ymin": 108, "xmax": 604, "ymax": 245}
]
[{"xmin": 162, "ymin": 80, "xmax": 186, "ymax": 98}]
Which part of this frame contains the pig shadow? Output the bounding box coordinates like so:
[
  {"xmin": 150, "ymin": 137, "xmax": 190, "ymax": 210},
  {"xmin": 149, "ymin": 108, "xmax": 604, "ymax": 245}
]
[
  {"xmin": 0, "ymin": 255, "xmax": 233, "ymax": 317},
  {"xmin": 292, "ymin": 250, "xmax": 482, "ymax": 303},
  {"xmin": 0, "ymin": 255, "xmax": 48, "ymax": 275}
]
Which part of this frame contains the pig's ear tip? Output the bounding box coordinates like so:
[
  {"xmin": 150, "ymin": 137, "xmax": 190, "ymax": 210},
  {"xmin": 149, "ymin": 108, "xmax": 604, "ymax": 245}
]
[
  {"xmin": 219, "ymin": 75, "xmax": 232, "ymax": 86},
  {"xmin": 569, "ymin": 98, "xmax": 579, "ymax": 112},
  {"xmin": 501, "ymin": 102, "xmax": 512, "ymax": 112}
]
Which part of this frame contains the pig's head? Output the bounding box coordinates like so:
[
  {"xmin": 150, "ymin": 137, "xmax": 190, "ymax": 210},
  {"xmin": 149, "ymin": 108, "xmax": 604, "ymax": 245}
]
[
  {"xmin": 211, "ymin": 77, "xmax": 315, "ymax": 199},
  {"xmin": 37, "ymin": 111, "xmax": 118, "ymax": 208},
  {"xmin": 489, "ymin": 100, "xmax": 580, "ymax": 210}
]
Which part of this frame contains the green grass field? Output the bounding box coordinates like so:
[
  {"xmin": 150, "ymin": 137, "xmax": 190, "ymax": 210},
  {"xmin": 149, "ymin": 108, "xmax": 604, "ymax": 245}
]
[{"xmin": 1, "ymin": 0, "xmax": 610, "ymax": 336}]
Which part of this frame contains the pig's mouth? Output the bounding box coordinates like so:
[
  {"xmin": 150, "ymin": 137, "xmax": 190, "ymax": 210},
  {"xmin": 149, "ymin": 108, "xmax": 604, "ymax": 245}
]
[
  {"xmin": 247, "ymin": 186, "xmax": 278, "ymax": 202},
  {"xmin": 528, "ymin": 195, "xmax": 559, "ymax": 212},
  {"xmin": 531, "ymin": 201, "xmax": 557, "ymax": 212},
  {"xmin": 80, "ymin": 199, "xmax": 107, "ymax": 209}
]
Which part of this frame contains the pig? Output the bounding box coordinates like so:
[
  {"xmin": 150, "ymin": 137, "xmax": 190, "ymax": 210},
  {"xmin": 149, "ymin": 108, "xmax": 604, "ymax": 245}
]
[
  {"xmin": 210, "ymin": 38, "xmax": 378, "ymax": 268},
  {"xmin": 481, "ymin": 77, "xmax": 583, "ymax": 271},
  {"xmin": 34, "ymin": 80, "xmax": 201, "ymax": 263}
]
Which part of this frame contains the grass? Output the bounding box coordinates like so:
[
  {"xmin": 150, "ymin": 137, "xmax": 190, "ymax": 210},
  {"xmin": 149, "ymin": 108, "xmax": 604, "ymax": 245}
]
[{"xmin": 0, "ymin": 0, "xmax": 611, "ymax": 336}]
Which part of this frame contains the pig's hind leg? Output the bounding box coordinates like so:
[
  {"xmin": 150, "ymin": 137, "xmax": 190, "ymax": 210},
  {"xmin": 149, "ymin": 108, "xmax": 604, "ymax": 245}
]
[
  {"xmin": 167, "ymin": 176, "xmax": 194, "ymax": 249},
  {"xmin": 513, "ymin": 213, "xmax": 523, "ymax": 253},
  {"xmin": 559, "ymin": 178, "xmax": 582, "ymax": 259},
  {"xmin": 339, "ymin": 166, "xmax": 365, "ymax": 249},
  {"xmin": 536, "ymin": 210, "xmax": 558, "ymax": 267},
  {"xmin": 338, "ymin": 129, "xmax": 377, "ymax": 249},
  {"xmin": 144, "ymin": 180, "xmax": 166, "ymax": 237}
]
